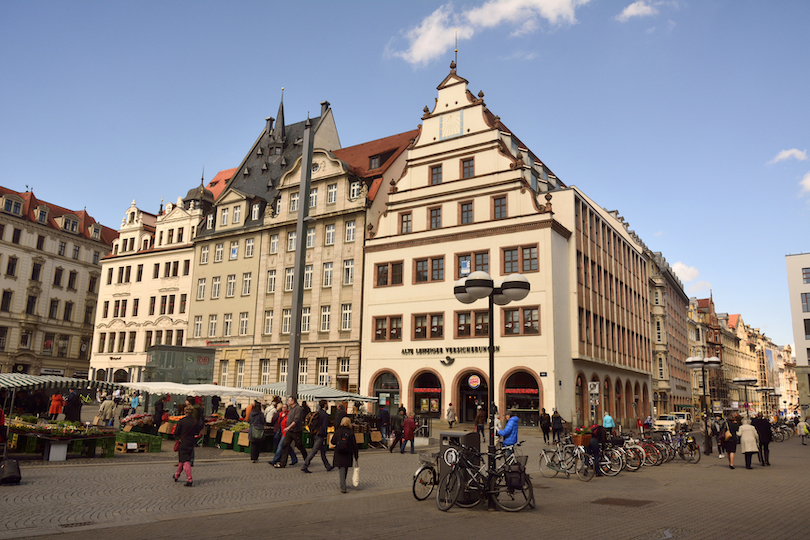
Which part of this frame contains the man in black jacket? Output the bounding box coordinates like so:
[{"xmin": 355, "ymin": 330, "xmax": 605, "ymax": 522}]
[
  {"xmin": 389, "ymin": 407, "xmax": 405, "ymax": 453},
  {"xmin": 301, "ymin": 400, "xmax": 334, "ymax": 473},
  {"xmin": 274, "ymin": 396, "xmax": 308, "ymax": 468},
  {"xmin": 379, "ymin": 405, "xmax": 391, "ymax": 440}
]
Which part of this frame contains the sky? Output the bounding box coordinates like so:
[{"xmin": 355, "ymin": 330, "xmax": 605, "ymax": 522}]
[{"xmin": 2, "ymin": 0, "xmax": 808, "ymax": 348}]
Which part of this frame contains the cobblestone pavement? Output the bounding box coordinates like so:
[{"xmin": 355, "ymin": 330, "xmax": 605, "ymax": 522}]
[{"xmin": 3, "ymin": 429, "xmax": 810, "ymax": 540}]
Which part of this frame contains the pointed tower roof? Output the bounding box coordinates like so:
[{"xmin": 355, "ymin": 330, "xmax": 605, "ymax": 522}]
[{"xmin": 271, "ymin": 89, "xmax": 286, "ymax": 143}]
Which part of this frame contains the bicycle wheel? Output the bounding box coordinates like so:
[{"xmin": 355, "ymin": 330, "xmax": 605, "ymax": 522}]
[
  {"xmin": 539, "ymin": 450, "xmax": 560, "ymax": 478},
  {"xmin": 683, "ymin": 443, "xmax": 701, "ymax": 463},
  {"xmin": 640, "ymin": 443, "xmax": 660, "ymax": 466},
  {"xmin": 436, "ymin": 471, "xmax": 461, "ymax": 511},
  {"xmin": 623, "ymin": 448, "xmax": 642, "ymax": 471},
  {"xmin": 600, "ymin": 449, "xmax": 622, "ymax": 477},
  {"xmin": 412, "ymin": 466, "xmax": 436, "ymax": 500},
  {"xmin": 575, "ymin": 454, "xmax": 595, "ymax": 482},
  {"xmin": 455, "ymin": 490, "xmax": 482, "ymax": 508},
  {"xmin": 491, "ymin": 470, "xmax": 533, "ymax": 512}
]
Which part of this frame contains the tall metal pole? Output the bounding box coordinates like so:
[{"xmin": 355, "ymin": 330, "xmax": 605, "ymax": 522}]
[
  {"xmin": 286, "ymin": 119, "xmax": 314, "ymax": 400},
  {"xmin": 487, "ymin": 293, "xmax": 496, "ymax": 510},
  {"xmin": 702, "ymin": 365, "xmax": 711, "ymax": 454}
]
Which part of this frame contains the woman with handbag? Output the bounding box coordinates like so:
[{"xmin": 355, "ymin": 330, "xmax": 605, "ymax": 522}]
[
  {"xmin": 248, "ymin": 400, "xmax": 266, "ymax": 463},
  {"xmin": 724, "ymin": 414, "xmax": 741, "ymax": 469},
  {"xmin": 173, "ymin": 406, "xmax": 200, "ymax": 487},
  {"xmin": 331, "ymin": 416, "xmax": 359, "ymax": 494}
]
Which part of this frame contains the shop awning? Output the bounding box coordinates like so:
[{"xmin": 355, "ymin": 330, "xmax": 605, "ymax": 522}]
[
  {"xmin": 245, "ymin": 383, "xmax": 377, "ymax": 402},
  {"xmin": 120, "ymin": 381, "xmax": 263, "ymax": 399},
  {"xmin": 0, "ymin": 374, "xmax": 120, "ymax": 393}
]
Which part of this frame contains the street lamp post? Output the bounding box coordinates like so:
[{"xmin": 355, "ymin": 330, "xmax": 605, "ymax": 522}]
[
  {"xmin": 755, "ymin": 387, "xmax": 774, "ymax": 416},
  {"xmin": 454, "ymin": 271, "xmax": 529, "ymax": 508},
  {"xmin": 732, "ymin": 377, "xmax": 758, "ymax": 417},
  {"xmin": 686, "ymin": 356, "xmax": 721, "ymax": 455}
]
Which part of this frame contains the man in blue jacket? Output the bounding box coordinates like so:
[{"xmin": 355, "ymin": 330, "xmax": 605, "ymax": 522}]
[{"xmin": 498, "ymin": 409, "xmax": 520, "ymax": 456}]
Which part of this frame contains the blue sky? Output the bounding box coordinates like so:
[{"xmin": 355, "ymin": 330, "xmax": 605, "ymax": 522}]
[{"xmin": 2, "ymin": 1, "xmax": 808, "ymax": 348}]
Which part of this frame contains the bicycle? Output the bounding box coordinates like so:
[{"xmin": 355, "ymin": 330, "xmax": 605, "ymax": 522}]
[
  {"xmin": 412, "ymin": 452, "xmax": 438, "ymax": 501},
  {"xmin": 539, "ymin": 435, "xmax": 577, "ymax": 478},
  {"xmin": 436, "ymin": 440, "xmax": 533, "ymax": 512}
]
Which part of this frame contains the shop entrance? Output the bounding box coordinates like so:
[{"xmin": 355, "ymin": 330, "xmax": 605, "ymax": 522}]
[
  {"xmin": 459, "ymin": 372, "xmax": 488, "ymax": 423},
  {"xmin": 504, "ymin": 371, "xmax": 540, "ymax": 426}
]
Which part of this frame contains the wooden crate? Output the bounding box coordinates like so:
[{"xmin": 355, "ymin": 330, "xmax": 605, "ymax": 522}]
[{"xmin": 115, "ymin": 441, "xmax": 148, "ymax": 454}]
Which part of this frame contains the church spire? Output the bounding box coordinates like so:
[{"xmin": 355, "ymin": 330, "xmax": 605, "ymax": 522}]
[{"xmin": 272, "ymin": 87, "xmax": 286, "ymax": 143}]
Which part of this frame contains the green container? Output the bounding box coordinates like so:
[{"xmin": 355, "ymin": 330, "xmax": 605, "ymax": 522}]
[
  {"xmin": 79, "ymin": 439, "xmax": 98, "ymax": 457},
  {"xmin": 68, "ymin": 439, "xmax": 84, "ymax": 454},
  {"xmin": 303, "ymin": 432, "xmax": 313, "ymax": 449},
  {"xmin": 21, "ymin": 435, "xmax": 41, "ymax": 454},
  {"xmin": 99, "ymin": 437, "xmax": 116, "ymax": 458}
]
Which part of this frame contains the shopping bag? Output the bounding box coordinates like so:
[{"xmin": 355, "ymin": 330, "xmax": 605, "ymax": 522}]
[
  {"xmin": 92, "ymin": 415, "xmax": 103, "ymax": 426},
  {"xmin": 352, "ymin": 462, "xmax": 360, "ymax": 487}
]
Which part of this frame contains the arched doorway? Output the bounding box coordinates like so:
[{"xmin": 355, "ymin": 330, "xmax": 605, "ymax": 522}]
[
  {"xmin": 504, "ymin": 371, "xmax": 540, "ymax": 426},
  {"xmin": 94, "ymin": 369, "xmax": 107, "ymax": 381},
  {"xmin": 459, "ymin": 370, "xmax": 487, "ymax": 423},
  {"xmin": 413, "ymin": 371, "xmax": 442, "ymax": 418},
  {"xmin": 373, "ymin": 372, "xmax": 400, "ymax": 415},
  {"xmin": 113, "ymin": 369, "xmax": 129, "ymax": 383},
  {"xmin": 575, "ymin": 374, "xmax": 585, "ymax": 427}
]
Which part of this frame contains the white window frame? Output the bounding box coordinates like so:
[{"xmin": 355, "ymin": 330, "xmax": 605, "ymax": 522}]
[
  {"xmin": 323, "ymin": 262, "xmax": 333, "ymax": 287},
  {"xmin": 343, "ymin": 260, "xmax": 354, "ymax": 285},
  {"xmin": 282, "ymin": 309, "xmax": 292, "ymax": 334},
  {"xmin": 214, "ymin": 243, "xmax": 223, "ymax": 263},
  {"xmin": 306, "ymin": 227, "xmax": 315, "ymax": 248},
  {"xmin": 285, "ymin": 268, "xmax": 295, "ymax": 291},
  {"xmin": 287, "ymin": 231, "xmax": 296, "ymax": 251},
  {"xmin": 220, "ymin": 361, "xmax": 229, "ymax": 386},
  {"xmin": 197, "ymin": 278, "xmax": 206, "ymax": 300},
  {"xmin": 325, "ymin": 224, "xmax": 335, "ymax": 245},
  {"xmin": 200, "ymin": 245, "xmax": 209, "ymax": 264},
  {"xmin": 226, "ymin": 274, "xmax": 236, "ymax": 297},
  {"xmin": 327, "ymin": 183, "xmax": 337, "ymax": 204},
  {"xmin": 290, "ymin": 192, "xmax": 299, "ymax": 212},
  {"xmin": 309, "ymin": 188, "xmax": 318, "ymax": 208},
  {"xmin": 211, "ymin": 276, "xmax": 221, "ymax": 299},
  {"xmin": 341, "ymin": 303, "xmax": 352, "ymax": 331},
  {"xmin": 320, "ymin": 306, "xmax": 331, "ymax": 332},
  {"xmin": 267, "ymin": 270, "xmax": 276, "ymax": 293},
  {"xmin": 242, "ymin": 272, "xmax": 252, "ymax": 295},
  {"xmin": 278, "ymin": 359, "xmax": 287, "ymax": 383},
  {"xmin": 298, "ymin": 358, "xmax": 308, "ymax": 385},
  {"xmin": 230, "ymin": 241, "xmax": 239, "ymax": 260},
  {"xmin": 193, "ymin": 316, "xmax": 202, "ymax": 338},
  {"xmin": 270, "ymin": 234, "xmax": 278, "ymax": 254},
  {"xmin": 301, "ymin": 307, "xmax": 311, "ymax": 333},
  {"xmin": 252, "ymin": 203, "xmax": 260, "ymax": 221},
  {"xmin": 236, "ymin": 360, "xmax": 244, "ymax": 387},
  {"xmin": 245, "ymin": 238, "xmax": 254, "ymax": 257},
  {"xmin": 239, "ymin": 312, "xmax": 249, "ymax": 335},
  {"xmin": 220, "ymin": 208, "xmax": 229, "ymax": 226},
  {"xmin": 345, "ymin": 220, "xmax": 356, "ymax": 242},
  {"xmin": 304, "ymin": 265, "xmax": 313, "ymax": 289},
  {"xmin": 318, "ymin": 358, "xmax": 329, "ymax": 385},
  {"xmin": 208, "ymin": 314, "xmax": 217, "ymax": 337},
  {"xmin": 264, "ymin": 310, "xmax": 273, "ymax": 334},
  {"xmin": 233, "ymin": 205, "xmax": 241, "ymax": 224},
  {"xmin": 223, "ymin": 313, "xmax": 233, "ymax": 336},
  {"xmin": 339, "ymin": 357, "xmax": 350, "ymax": 374},
  {"xmin": 260, "ymin": 359, "xmax": 271, "ymax": 385},
  {"xmin": 350, "ymin": 181, "xmax": 361, "ymax": 199}
]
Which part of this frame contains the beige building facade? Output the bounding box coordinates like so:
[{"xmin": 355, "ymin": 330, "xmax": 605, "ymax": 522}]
[{"xmin": 786, "ymin": 253, "xmax": 810, "ymax": 414}]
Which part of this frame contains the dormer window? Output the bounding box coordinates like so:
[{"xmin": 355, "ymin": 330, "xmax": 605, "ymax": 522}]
[
  {"xmin": 221, "ymin": 208, "xmax": 229, "ymax": 226},
  {"xmin": 37, "ymin": 207, "xmax": 48, "ymax": 223},
  {"xmin": 63, "ymin": 218, "xmax": 78, "ymax": 233},
  {"xmin": 350, "ymin": 181, "xmax": 361, "ymax": 199},
  {"xmin": 233, "ymin": 205, "xmax": 241, "ymax": 224},
  {"xmin": 370, "ymin": 155, "xmax": 381, "ymax": 169},
  {"xmin": 3, "ymin": 198, "xmax": 22, "ymax": 216},
  {"xmin": 206, "ymin": 214, "xmax": 214, "ymax": 229},
  {"xmin": 91, "ymin": 227, "xmax": 100, "ymax": 240},
  {"xmin": 252, "ymin": 203, "xmax": 260, "ymax": 221}
]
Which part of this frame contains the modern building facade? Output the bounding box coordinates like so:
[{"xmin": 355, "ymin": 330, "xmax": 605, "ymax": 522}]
[
  {"xmin": 786, "ymin": 252, "xmax": 810, "ymax": 412},
  {"xmin": 361, "ymin": 65, "xmax": 654, "ymax": 428},
  {"xmin": 0, "ymin": 186, "xmax": 116, "ymax": 377}
]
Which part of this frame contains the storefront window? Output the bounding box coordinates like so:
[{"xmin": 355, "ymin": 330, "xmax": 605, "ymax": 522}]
[
  {"xmin": 373, "ymin": 372, "xmax": 400, "ymax": 414},
  {"xmin": 504, "ymin": 371, "xmax": 539, "ymax": 426},
  {"xmin": 413, "ymin": 372, "xmax": 441, "ymax": 417}
]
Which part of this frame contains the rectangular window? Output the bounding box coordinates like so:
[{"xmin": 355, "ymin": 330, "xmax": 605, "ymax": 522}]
[
  {"xmin": 214, "ymin": 243, "xmax": 223, "ymax": 262},
  {"xmin": 327, "ymin": 184, "xmax": 337, "ymax": 204},
  {"xmin": 121, "ymin": 299, "xmax": 128, "ymax": 317},
  {"xmin": 264, "ymin": 310, "xmax": 273, "ymax": 334},
  {"xmin": 72, "ymin": 246, "xmax": 80, "ymax": 260},
  {"xmin": 456, "ymin": 251, "xmax": 489, "ymax": 278},
  {"xmin": 318, "ymin": 358, "xmax": 328, "ymax": 386},
  {"xmin": 462, "ymin": 158, "xmax": 474, "ymax": 178},
  {"xmin": 278, "ymin": 359, "xmax": 287, "ymax": 383},
  {"xmin": 282, "ymin": 309, "xmax": 292, "ymax": 334},
  {"xmin": 431, "ymin": 257, "xmax": 444, "ymax": 281},
  {"xmin": 261, "ymin": 359, "xmax": 271, "ymax": 385},
  {"xmin": 97, "ymin": 333, "xmax": 106, "ymax": 354},
  {"xmin": 183, "ymin": 259, "xmax": 190, "ymax": 276},
  {"xmin": 372, "ymin": 316, "xmax": 402, "ymax": 341},
  {"xmin": 11, "ymin": 228, "xmax": 21, "ymax": 244},
  {"xmin": 341, "ymin": 304, "xmax": 352, "ymax": 331},
  {"xmin": 220, "ymin": 208, "xmax": 229, "ymax": 226},
  {"xmin": 309, "ymin": 188, "xmax": 318, "ymax": 208},
  {"xmin": 67, "ymin": 271, "xmax": 77, "ymax": 290},
  {"xmin": 252, "ymin": 203, "xmax": 260, "ymax": 221},
  {"xmin": 178, "ymin": 227, "xmax": 184, "ymax": 243},
  {"xmin": 242, "ymin": 272, "xmax": 252, "ymax": 295},
  {"xmin": 208, "ymin": 315, "xmax": 217, "ymax": 337},
  {"xmin": 802, "ymin": 293, "xmax": 810, "ymax": 313},
  {"xmin": 805, "ymin": 319, "xmax": 810, "ymax": 340},
  {"xmin": 339, "ymin": 358, "xmax": 350, "ymax": 374},
  {"xmin": 267, "ymin": 270, "xmax": 276, "ymax": 293},
  {"xmin": 233, "ymin": 206, "xmax": 241, "ymax": 224},
  {"xmin": 167, "ymin": 230, "xmax": 174, "ymax": 244},
  {"xmin": 460, "ymin": 202, "xmax": 473, "ymax": 225},
  {"xmin": 429, "ymin": 207, "xmax": 441, "ymax": 229},
  {"xmin": 287, "ymin": 231, "xmax": 296, "ymax": 251},
  {"xmin": 136, "ymin": 264, "xmax": 143, "ymax": 282},
  {"xmin": 128, "ymin": 332, "xmax": 137, "ymax": 353},
  {"xmin": 179, "ymin": 294, "xmax": 186, "ymax": 314},
  {"xmin": 503, "ymin": 306, "xmax": 540, "ymax": 335},
  {"xmin": 153, "ymin": 263, "xmax": 160, "ymax": 279},
  {"xmin": 58, "ymin": 241, "xmax": 66, "ymax": 256},
  {"xmin": 306, "ymin": 227, "xmax": 315, "ymax": 248},
  {"xmin": 103, "ymin": 300, "xmax": 109, "ymax": 318},
  {"xmin": 133, "ymin": 298, "xmax": 139, "ymax": 317},
  {"xmin": 298, "ymin": 358, "xmax": 308, "ymax": 384},
  {"xmin": 343, "ymin": 260, "xmax": 354, "ymax": 285},
  {"xmin": 30, "ymin": 263, "xmax": 42, "ymax": 282},
  {"xmin": 6, "ymin": 257, "xmax": 18, "ymax": 277},
  {"xmin": 211, "ymin": 276, "xmax": 221, "ymax": 299},
  {"xmin": 475, "ymin": 312, "xmax": 489, "ymax": 337},
  {"xmin": 220, "ymin": 361, "xmax": 228, "ymax": 386},
  {"xmin": 413, "ymin": 314, "xmax": 443, "ymax": 340},
  {"xmin": 493, "ymin": 196, "xmax": 507, "ymax": 220},
  {"xmin": 49, "ymin": 299, "xmax": 60, "ymax": 319},
  {"xmin": 226, "ymin": 274, "xmax": 236, "ymax": 297},
  {"xmin": 230, "ymin": 240, "xmax": 239, "ymax": 260},
  {"xmin": 415, "ymin": 256, "xmax": 444, "ymax": 283},
  {"xmin": 430, "ymin": 165, "xmax": 442, "ymax": 185},
  {"xmin": 223, "ymin": 313, "xmax": 233, "ymax": 336},
  {"xmin": 119, "ymin": 266, "xmax": 126, "ymax": 283},
  {"xmin": 149, "ymin": 296, "xmax": 156, "ymax": 316},
  {"xmin": 285, "ymin": 268, "xmax": 295, "ymax": 291},
  {"xmin": 159, "ymin": 295, "xmax": 167, "ymax": 315},
  {"xmin": 502, "ymin": 244, "xmax": 540, "ymax": 274},
  {"xmin": 0, "ymin": 291, "xmax": 11, "ymax": 312},
  {"xmin": 320, "ymin": 306, "xmax": 331, "ymax": 331},
  {"xmin": 197, "ymin": 278, "xmax": 206, "ymax": 300},
  {"xmin": 345, "ymin": 220, "xmax": 356, "ymax": 242},
  {"xmin": 53, "ymin": 268, "xmax": 63, "ymax": 287},
  {"xmin": 376, "ymin": 261, "xmax": 404, "ymax": 287},
  {"xmin": 350, "ymin": 181, "xmax": 361, "ymax": 199},
  {"xmin": 270, "ymin": 234, "xmax": 278, "ymax": 254},
  {"xmin": 290, "ymin": 192, "xmax": 299, "ymax": 212},
  {"xmin": 325, "ymin": 224, "xmax": 335, "ymax": 245},
  {"xmin": 125, "ymin": 265, "xmax": 132, "ymax": 282},
  {"xmin": 400, "ymin": 212, "xmax": 412, "ymax": 234},
  {"xmin": 193, "ymin": 316, "xmax": 202, "ymax": 338},
  {"xmin": 304, "ymin": 265, "xmax": 313, "ymax": 289},
  {"xmin": 803, "ymin": 268, "xmax": 810, "ymax": 284},
  {"xmin": 175, "ymin": 329, "xmax": 183, "ymax": 346},
  {"xmin": 323, "ymin": 262, "xmax": 333, "ymax": 287}
]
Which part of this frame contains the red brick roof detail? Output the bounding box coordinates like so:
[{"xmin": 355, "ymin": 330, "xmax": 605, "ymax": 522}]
[
  {"xmin": 333, "ymin": 130, "xmax": 419, "ymax": 200},
  {"xmin": 207, "ymin": 168, "xmax": 236, "ymax": 201},
  {"xmin": 0, "ymin": 186, "xmax": 118, "ymax": 246},
  {"xmin": 728, "ymin": 314, "xmax": 740, "ymax": 329}
]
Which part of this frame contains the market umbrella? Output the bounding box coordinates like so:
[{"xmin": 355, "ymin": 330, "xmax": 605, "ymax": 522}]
[
  {"xmin": 245, "ymin": 382, "xmax": 377, "ymax": 402},
  {"xmin": 120, "ymin": 381, "xmax": 263, "ymax": 398}
]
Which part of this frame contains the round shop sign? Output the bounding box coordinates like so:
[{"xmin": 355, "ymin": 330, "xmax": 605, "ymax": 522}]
[
  {"xmin": 468, "ymin": 375, "xmax": 481, "ymax": 389},
  {"xmin": 443, "ymin": 447, "xmax": 460, "ymax": 467}
]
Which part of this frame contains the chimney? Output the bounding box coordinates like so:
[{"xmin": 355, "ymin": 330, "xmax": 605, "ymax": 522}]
[
  {"xmin": 266, "ymin": 117, "xmax": 275, "ymax": 134},
  {"xmin": 320, "ymin": 101, "xmax": 330, "ymax": 116}
]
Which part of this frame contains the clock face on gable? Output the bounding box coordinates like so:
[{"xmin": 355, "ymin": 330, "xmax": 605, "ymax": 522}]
[{"xmin": 440, "ymin": 111, "xmax": 463, "ymax": 140}]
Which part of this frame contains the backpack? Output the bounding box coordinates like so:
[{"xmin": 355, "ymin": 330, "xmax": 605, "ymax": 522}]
[
  {"xmin": 336, "ymin": 429, "xmax": 351, "ymax": 451},
  {"xmin": 307, "ymin": 412, "xmax": 320, "ymax": 432}
]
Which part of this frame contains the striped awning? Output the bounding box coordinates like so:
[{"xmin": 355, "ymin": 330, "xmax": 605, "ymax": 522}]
[
  {"xmin": 0, "ymin": 373, "xmax": 121, "ymax": 392},
  {"xmin": 244, "ymin": 382, "xmax": 377, "ymax": 402}
]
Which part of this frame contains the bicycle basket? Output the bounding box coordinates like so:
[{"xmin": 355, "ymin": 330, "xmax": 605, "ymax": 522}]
[
  {"xmin": 419, "ymin": 452, "xmax": 439, "ymax": 464},
  {"xmin": 505, "ymin": 463, "xmax": 525, "ymax": 489},
  {"xmin": 516, "ymin": 455, "xmax": 528, "ymax": 468}
]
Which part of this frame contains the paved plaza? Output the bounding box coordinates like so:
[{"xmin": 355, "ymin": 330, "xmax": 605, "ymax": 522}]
[{"xmin": 2, "ymin": 427, "xmax": 809, "ymax": 540}]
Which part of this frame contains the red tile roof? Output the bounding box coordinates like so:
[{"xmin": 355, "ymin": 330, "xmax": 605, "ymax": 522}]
[
  {"xmin": 333, "ymin": 130, "xmax": 419, "ymax": 200},
  {"xmin": 728, "ymin": 314, "xmax": 740, "ymax": 328},
  {"xmin": 207, "ymin": 168, "xmax": 236, "ymax": 201}
]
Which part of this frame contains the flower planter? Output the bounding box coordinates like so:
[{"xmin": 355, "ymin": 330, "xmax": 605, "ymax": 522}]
[{"xmin": 573, "ymin": 434, "xmax": 591, "ymax": 446}]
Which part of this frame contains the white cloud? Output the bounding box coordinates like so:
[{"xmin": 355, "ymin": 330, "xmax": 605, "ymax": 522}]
[
  {"xmin": 768, "ymin": 148, "xmax": 808, "ymax": 165},
  {"xmin": 688, "ymin": 281, "xmax": 712, "ymax": 295},
  {"xmin": 499, "ymin": 50, "xmax": 539, "ymax": 61},
  {"xmin": 615, "ymin": 1, "xmax": 659, "ymax": 22},
  {"xmin": 645, "ymin": 26, "xmax": 656, "ymax": 34},
  {"xmin": 800, "ymin": 172, "xmax": 810, "ymax": 195},
  {"xmin": 672, "ymin": 261, "xmax": 699, "ymax": 282},
  {"xmin": 653, "ymin": 231, "xmax": 663, "ymax": 236},
  {"xmin": 389, "ymin": 0, "xmax": 591, "ymax": 66}
]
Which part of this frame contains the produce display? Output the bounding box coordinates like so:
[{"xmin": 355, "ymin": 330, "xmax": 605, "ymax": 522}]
[
  {"xmin": 7, "ymin": 416, "xmax": 114, "ymax": 439},
  {"xmin": 120, "ymin": 413, "xmax": 154, "ymax": 427}
]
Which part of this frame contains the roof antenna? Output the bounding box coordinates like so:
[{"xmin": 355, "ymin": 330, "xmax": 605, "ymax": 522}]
[{"xmin": 201, "ymin": 166, "xmax": 205, "ymax": 186}]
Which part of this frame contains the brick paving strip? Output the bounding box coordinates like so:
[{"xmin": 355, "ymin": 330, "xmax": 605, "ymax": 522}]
[{"xmin": 3, "ymin": 431, "xmax": 810, "ymax": 540}]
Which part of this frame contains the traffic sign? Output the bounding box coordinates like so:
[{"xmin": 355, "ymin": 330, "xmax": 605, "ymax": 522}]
[{"xmin": 588, "ymin": 382, "xmax": 599, "ymax": 395}]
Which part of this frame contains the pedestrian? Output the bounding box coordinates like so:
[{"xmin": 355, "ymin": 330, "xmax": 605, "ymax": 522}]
[
  {"xmin": 154, "ymin": 397, "xmax": 165, "ymax": 434},
  {"xmin": 493, "ymin": 413, "xmax": 503, "ymax": 447},
  {"xmin": 224, "ymin": 402, "xmax": 239, "ymax": 420},
  {"xmin": 335, "ymin": 403, "xmax": 347, "ymax": 427},
  {"xmin": 301, "ymin": 400, "xmax": 311, "ymax": 422},
  {"xmin": 539, "ymin": 408, "xmax": 551, "ymax": 444},
  {"xmin": 714, "ymin": 415, "xmax": 727, "ymax": 458},
  {"xmin": 475, "ymin": 405, "xmax": 487, "ymax": 442},
  {"xmin": 724, "ymin": 414, "xmax": 741, "ymax": 469},
  {"xmin": 401, "ymin": 413, "xmax": 416, "ymax": 454},
  {"xmin": 379, "ymin": 405, "xmax": 390, "ymax": 440},
  {"xmin": 551, "ymin": 410, "xmax": 565, "ymax": 443},
  {"xmin": 129, "ymin": 392, "xmax": 140, "ymax": 416},
  {"xmin": 99, "ymin": 395, "xmax": 117, "ymax": 426},
  {"xmin": 331, "ymin": 416, "xmax": 359, "ymax": 493},
  {"xmin": 173, "ymin": 405, "xmax": 200, "ymax": 487},
  {"xmin": 498, "ymin": 410, "xmax": 520, "ymax": 456},
  {"xmin": 48, "ymin": 392, "xmax": 64, "ymax": 420},
  {"xmin": 113, "ymin": 388, "xmax": 122, "ymax": 406},
  {"xmin": 446, "ymin": 403, "xmax": 456, "ymax": 429},
  {"xmin": 738, "ymin": 416, "xmax": 759, "ymax": 469},
  {"xmin": 589, "ymin": 423, "xmax": 608, "ymax": 476},
  {"xmin": 269, "ymin": 404, "xmax": 298, "ymax": 466},
  {"xmin": 211, "ymin": 395, "xmax": 221, "ymax": 413},
  {"xmin": 301, "ymin": 400, "xmax": 334, "ymax": 473},
  {"xmin": 751, "ymin": 413, "xmax": 772, "ymax": 465},
  {"xmin": 602, "ymin": 411, "xmax": 615, "ymax": 436},
  {"xmin": 63, "ymin": 388, "xmax": 81, "ymax": 422},
  {"xmin": 248, "ymin": 400, "xmax": 266, "ymax": 463},
  {"xmin": 273, "ymin": 397, "xmax": 308, "ymax": 468},
  {"xmin": 389, "ymin": 407, "xmax": 404, "ymax": 453},
  {"xmin": 797, "ymin": 417, "xmax": 809, "ymax": 445}
]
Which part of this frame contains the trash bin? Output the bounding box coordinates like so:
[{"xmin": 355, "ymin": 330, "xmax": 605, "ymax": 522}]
[{"xmin": 439, "ymin": 431, "xmax": 480, "ymax": 505}]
